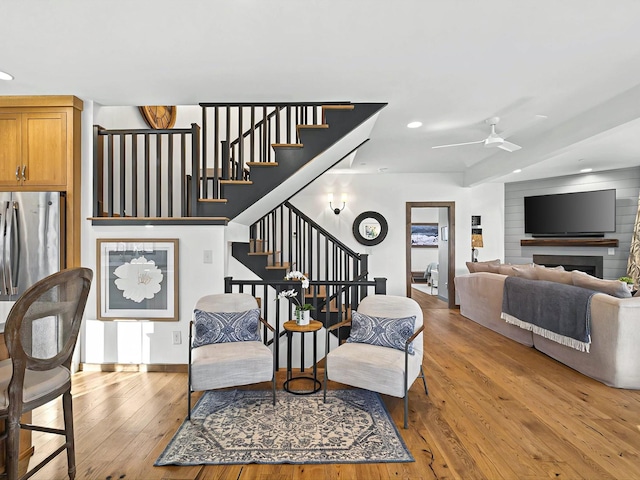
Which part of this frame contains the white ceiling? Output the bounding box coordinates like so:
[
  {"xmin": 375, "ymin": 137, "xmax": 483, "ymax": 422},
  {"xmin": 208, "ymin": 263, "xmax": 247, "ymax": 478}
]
[{"xmin": 3, "ymin": 0, "xmax": 640, "ymax": 185}]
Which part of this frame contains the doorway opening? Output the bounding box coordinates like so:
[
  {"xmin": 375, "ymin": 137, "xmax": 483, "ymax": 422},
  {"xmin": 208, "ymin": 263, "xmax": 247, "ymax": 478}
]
[{"xmin": 405, "ymin": 202, "xmax": 456, "ymax": 308}]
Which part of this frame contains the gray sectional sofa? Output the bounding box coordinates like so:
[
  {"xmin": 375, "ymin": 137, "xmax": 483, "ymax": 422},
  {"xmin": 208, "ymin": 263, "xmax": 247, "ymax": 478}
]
[{"xmin": 455, "ymin": 269, "xmax": 640, "ymax": 389}]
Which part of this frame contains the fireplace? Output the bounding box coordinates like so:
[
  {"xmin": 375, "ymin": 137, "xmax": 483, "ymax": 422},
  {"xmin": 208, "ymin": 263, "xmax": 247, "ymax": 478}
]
[{"xmin": 533, "ymin": 255, "xmax": 603, "ymax": 278}]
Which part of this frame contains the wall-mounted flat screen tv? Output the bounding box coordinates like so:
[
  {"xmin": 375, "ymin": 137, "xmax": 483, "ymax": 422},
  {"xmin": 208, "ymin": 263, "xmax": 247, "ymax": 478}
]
[{"xmin": 524, "ymin": 189, "xmax": 616, "ymax": 237}]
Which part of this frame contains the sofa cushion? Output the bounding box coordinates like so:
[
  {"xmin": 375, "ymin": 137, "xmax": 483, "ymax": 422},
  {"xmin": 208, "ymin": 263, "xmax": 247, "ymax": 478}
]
[
  {"xmin": 496, "ymin": 263, "xmax": 534, "ymax": 277},
  {"xmin": 513, "ymin": 266, "xmax": 538, "ymax": 279},
  {"xmin": 467, "ymin": 259, "xmax": 501, "ymax": 273},
  {"xmin": 571, "ymin": 271, "xmax": 631, "ymax": 298},
  {"xmin": 536, "ymin": 267, "xmax": 573, "ymax": 285}
]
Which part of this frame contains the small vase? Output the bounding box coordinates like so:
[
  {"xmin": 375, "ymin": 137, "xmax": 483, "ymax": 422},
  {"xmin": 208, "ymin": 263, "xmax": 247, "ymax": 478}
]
[{"xmin": 296, "ymin": 309, "xmax": 310, "ymax": 326}]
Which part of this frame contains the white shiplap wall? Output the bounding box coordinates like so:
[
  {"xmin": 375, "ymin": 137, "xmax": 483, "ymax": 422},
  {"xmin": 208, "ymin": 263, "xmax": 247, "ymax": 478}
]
[{"xmin": 504, "ymin": 167, "xmax": 640, "ymax": 280}]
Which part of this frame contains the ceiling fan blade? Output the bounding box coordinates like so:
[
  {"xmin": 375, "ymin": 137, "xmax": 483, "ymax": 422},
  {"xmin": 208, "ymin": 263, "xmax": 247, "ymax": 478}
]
[
  {"xmin": 431, "ymin": 140, "xmax": 484, "ymax": 149},
  {"xmin": 498, "ymin": 141, "xmax": 522, "ymax": 152}
]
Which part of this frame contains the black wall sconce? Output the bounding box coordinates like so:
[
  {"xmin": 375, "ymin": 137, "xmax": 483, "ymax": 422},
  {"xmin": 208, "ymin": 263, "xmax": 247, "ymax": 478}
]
[{"xmin": 328, "ymin": 193, "xmax": 347, "ymax": 215}]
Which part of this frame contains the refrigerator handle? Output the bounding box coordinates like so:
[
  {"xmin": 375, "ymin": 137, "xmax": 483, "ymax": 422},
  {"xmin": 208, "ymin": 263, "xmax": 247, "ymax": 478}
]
[
  {"xmin": 5, "ymin": 201, "xmax": 19, "ymax": 296},
  {"xmin": 0, "ymin": 205, "xmax": 6, "ymax": 295}
]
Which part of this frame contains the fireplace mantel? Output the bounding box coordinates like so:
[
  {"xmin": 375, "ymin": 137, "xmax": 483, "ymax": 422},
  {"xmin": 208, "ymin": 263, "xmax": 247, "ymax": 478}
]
[{"xmin": 520, "ymin": 238, "xmax": 619, "ymax": 247}]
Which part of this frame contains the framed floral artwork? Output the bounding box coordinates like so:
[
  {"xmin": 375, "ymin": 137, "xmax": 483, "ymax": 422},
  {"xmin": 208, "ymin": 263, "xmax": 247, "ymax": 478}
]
[{"xmin": 97, "ymin": 239, "xmax": 179, "ymax": 320}]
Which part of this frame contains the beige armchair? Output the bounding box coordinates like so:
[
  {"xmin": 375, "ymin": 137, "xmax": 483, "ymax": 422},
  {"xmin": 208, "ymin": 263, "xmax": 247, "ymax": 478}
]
[
  {"xmin": 323, "ymin": 294, "xmax": 428, "ymax": 428},
  {"xmin": 188, "ymin": 293, "xmax": 276, "ymax": 419}
]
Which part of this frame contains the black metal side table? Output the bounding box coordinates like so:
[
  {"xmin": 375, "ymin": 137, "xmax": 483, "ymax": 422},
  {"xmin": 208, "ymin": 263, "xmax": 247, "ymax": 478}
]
[{"xmin": 283, "ymin": 319, "xmax": 322, "ymax": 395}]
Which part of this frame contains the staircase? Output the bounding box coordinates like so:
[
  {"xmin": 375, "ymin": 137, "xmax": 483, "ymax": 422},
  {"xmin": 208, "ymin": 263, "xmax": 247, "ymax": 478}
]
[
  {"xmin": 91, "ymin": 101, "xmax": 388, "ymax": 365},
  {"xmin": 92, "ymin": 102, "xmax": 386, "ymax": 226},
  {"xmin": 231, "ymin": 201, "xmax": 371, "ymax": 339},
  {"xmin": 195, "ymin": 102, "xmax": 387, "ymax": 225}
]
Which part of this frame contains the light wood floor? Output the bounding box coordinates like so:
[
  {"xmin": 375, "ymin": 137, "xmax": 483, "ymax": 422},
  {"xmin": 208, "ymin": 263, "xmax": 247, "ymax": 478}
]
[{"xmin": 28, "ymin": 287, "xmax": 640, "ymax": 479}]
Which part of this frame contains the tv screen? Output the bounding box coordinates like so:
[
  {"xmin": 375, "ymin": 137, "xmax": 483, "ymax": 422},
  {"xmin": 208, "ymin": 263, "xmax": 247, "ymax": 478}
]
[{"xmin": 524, "ymin": 189, "xmax": 616, "ymax": 236}]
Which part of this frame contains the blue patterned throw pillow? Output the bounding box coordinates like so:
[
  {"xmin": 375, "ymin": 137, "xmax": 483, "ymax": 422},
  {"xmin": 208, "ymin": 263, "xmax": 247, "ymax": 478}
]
[
  {"xmin": 192, "ymin": 309, "xmax": 261, "ymax": 347},
  {"xmin": 346, "ymin": 311, "xmax": 416, "ymax": 354}
]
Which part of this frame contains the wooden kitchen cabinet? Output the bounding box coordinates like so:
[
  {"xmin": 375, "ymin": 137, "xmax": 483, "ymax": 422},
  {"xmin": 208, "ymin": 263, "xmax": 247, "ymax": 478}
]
[
  {"xmin": 0, "ymin": 111, "xmax": 67, "ymax": 187},
  {"xmin": 0, "ymin": 96, "xmax": 83, "ymax": 268},
  {"xmin": 0, "ymin": 113, "xmax": 21, "ymax": 186}
]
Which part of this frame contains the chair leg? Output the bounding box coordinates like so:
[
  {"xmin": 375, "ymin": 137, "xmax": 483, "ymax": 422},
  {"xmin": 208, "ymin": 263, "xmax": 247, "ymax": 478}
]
[
  {"xmin": 187, "ymin": 387, "xmax": 192, "ymax": 421},
  {"xmin": 323, "ymin": 367, "xmax": 328, "ymax": 402},
  {"xmin": 420, "ymin": 365, "xmax": 429, "ymax": 395},
  {"xmin": 272, "ymin": 374, "xmax": 276, "ymax": 406},
  {"xmin": 404, "ymin": 393, "xmax": 409, "ymax": 429},
  {"xmin": 5, "ymin": 417, "xmax": 20, "ymax": 480},
  {"xmin": 63, "ymin": 391, "xmax": 76, "ymax": 480}
]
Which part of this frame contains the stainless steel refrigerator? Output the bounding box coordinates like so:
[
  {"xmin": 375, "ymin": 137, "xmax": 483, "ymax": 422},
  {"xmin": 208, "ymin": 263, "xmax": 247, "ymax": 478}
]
[{"xmin": 0, "ymin": 191, "xmax": 64, "ymax": 325}]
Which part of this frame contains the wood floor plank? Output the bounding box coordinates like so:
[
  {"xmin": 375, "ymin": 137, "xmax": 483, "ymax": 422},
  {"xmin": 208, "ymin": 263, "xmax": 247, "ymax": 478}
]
[{"xmin": 23, "ymin": 294, "xmax": 640, "ymax": 480}]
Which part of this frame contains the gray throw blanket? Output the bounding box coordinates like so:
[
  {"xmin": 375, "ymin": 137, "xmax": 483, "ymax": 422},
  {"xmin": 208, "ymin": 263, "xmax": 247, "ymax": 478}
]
[{"xmin": 501, "ymin": 276, "xmax": 597, "ymax": 352}]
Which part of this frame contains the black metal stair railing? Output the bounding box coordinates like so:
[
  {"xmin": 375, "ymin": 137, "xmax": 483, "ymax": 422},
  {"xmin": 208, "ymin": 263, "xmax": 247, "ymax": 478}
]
[
  {"xmin": 231, "ymin": 200, "xmax": 371, "ymax": 332},
  {"xmin": 92, "ymin": 102, "xmax": 386, "ymax": 224},
  {"xmin": 197, "ymin": 102, "xmax": 349, "ymax": 200},
  {"xmin": 246, "ymin": 200, "xmax": 367, "ymax": 282},
  {"xmin": 92, "ymin": 124, "xmax": 200, "ymax": 219}
]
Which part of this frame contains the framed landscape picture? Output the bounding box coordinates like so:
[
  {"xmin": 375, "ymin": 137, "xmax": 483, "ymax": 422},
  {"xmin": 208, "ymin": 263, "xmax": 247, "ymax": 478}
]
[
  {"xmin": 411, "ymin": 223, "xmax": 439, "ymax": 248},
  {"xmin": 97, "ymin": 239, "xmax": 179, "ymax": 320}
]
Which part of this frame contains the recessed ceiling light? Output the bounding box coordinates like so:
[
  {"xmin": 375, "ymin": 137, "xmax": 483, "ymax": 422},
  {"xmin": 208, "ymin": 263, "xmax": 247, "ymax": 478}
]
[
  {"xmin": 513, "ymin": 169, "xmax": 522, "ymax": 173},
  {"xmin": 407, "ymin": 121, "xmax": 422, "ymax": 129},
  {"xmin": 0, "ymin": 70, "xmax": 14, "ymax": 81},
  {"xmin": 580, "ymin": 168, "xmax": 593, "ymax": 173}
]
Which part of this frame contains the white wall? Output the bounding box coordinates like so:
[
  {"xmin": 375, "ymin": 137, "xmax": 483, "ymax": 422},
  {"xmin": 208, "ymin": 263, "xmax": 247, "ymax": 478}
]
[
  {"xmin": 81, "ymin": 225, "xmax": 226, "ymax": 364},
  {"xmin": 289, "ymin": 172, "xmax": 505, "ymax": 296}
]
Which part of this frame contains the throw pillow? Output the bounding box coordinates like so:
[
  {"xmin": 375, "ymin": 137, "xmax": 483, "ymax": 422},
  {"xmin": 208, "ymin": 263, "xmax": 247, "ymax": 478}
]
[
  {"xmin": 513, "ymin": 266, "xmax": 538, "ymax": 280},
  {"xmin": 534, "ymin": 264, "xmax": 565, "ymax": 271},
  {"xmin": 571, "ymin": 271, "xmax": 632, "ymax": 298},
  {"xmin": 498, "ymin": 265, "xmax": 517, "ymax": 276},
  {"xmin": 192, "ymin": 308, "xmax": 261, "ymax": 347},
  {"xmin": 466, "ymin": 259, "xmax": 500, "ymax": 273},
  {"xmin": 346, "ymin": 311, "xmax": 416, "ymax": 354},
  {"xmin": 535, "ymin": 267, "xmax": 573, "ymax": 285}
]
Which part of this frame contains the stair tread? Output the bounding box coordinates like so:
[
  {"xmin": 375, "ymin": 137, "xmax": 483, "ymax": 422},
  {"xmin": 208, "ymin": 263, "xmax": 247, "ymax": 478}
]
[
  {"xmin": 246, "ymin": 162, "xmax": 278, "ymax": 166},
  {"xmin": 198, "ymin": 198, "xmax": 228, "ymax": 203},
  {"xmin": 322, "ymin": 104, "xmax": 354, "ymax": 110},
  {"xmin": 265, "ymin": 262, "xmax": 291, "ymax": 270},
  {"xmin": 297, "ymin": 124, "xmax": 329, "ymax": 129},
  {"xmin": 248, "ymin": 251, "xmax": 279, "ymax": 256},
  {"xmin": 321, "ymin": 303, "xmax": 352, "ymax": 313},
  {"xmin": 219, "ymin": 180, "xmax": 252, "ymax": 185},
  {"xmin": 272, "ymin": 143, "xmax": 303, "ymax": 148}
]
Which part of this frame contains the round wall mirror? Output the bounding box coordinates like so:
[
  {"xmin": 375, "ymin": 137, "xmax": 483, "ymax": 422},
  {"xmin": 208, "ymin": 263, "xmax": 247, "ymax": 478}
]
[{"xmin": 352, "ymin": 211, "xmax": 388, "ymax": 246}]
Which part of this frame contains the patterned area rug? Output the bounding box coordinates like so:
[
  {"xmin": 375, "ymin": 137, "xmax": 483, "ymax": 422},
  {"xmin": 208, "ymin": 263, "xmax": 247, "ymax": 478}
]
[{"xmin": 155, "ymin": 389, "xmax": 413, "ymax": 465}]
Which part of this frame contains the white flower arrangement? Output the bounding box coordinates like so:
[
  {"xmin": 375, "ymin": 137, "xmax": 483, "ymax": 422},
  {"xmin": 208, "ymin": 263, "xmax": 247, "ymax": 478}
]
[
  {"xmin": 284, "ymin": 270, "xmax": 309, "ymax": 289},
  {"xmin": 277, "ymin": 271, "xmax": 314, "ymax": 311},
  {"xmin": 277, "ymin": 289, "xmax": 314, "ymax": 311}
]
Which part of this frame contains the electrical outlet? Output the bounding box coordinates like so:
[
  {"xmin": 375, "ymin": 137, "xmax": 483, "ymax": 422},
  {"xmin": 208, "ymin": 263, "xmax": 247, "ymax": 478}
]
[
  {"xmin": 608, "ymin": 248, "xmax": 615, "ymax": 256},
  {"xmin": 203, "ymin": 249, "xmax": 213, "ymax": 263},
  {"xmin": 172, "ymin": 331, "xmax": 182, "ymax": 345}
]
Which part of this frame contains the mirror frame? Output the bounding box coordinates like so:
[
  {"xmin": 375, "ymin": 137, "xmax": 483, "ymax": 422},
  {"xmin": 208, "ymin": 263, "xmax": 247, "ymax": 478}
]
[{"xmin": 352, "ymin": 211, "xmax": 389, "ymax": 246}]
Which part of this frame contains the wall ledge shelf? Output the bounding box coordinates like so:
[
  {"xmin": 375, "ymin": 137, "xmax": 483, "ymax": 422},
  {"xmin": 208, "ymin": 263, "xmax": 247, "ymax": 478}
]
[{"xmin": 520, "ymin": 238, "xmax": 619, "ymax": 247}]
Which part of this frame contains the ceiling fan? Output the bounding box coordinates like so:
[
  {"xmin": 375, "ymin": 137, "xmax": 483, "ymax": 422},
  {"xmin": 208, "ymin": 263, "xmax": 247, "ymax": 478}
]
[{"xmin": 431, "ymin": 117, "xmax": 521, "ymax": 152}]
